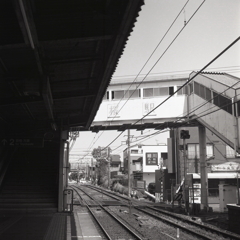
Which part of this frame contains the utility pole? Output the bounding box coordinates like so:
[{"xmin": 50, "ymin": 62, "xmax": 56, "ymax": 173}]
[
  {"xmin": 128, "ymin": 129, "xmax": 131, "ymax": 197},
  {"xmin": 237, "ymin": 165, "xmax": 240, "ymax": 205},
  {"xmin": 91, "ymin": 158, "xmax": 93, "ymax": 183},
  {"xmin": 107, "ymin": 147, "xmax": 111, "ymax": 189},
  {"xmin": 180, "ymin": 129, "xmax": 190, "ymax": 213},
  {"xmin": 199, "ymin": 125, "xmax": 208, "ymax": 210}
]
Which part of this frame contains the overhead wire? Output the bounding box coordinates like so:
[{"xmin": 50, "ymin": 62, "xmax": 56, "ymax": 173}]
[
  {"xmin": 88, "ymin": 0, "xmax": 191, "ymax": 149},
  {"xmin": 104, "ymin": 74, "xmax": 240, "ymax": 156},
  {"xmin": 103, "ymin": 36, "xmax": 240, "ymax": 150},
  {"xmin": 134, "ymin": 37, "xmax": 240, "ymax": 125},
  {"xmin": 172, "ymin": 76, "xmax": 240, "ymax": 123},
  {"xmin": 111, "ymin": 129, "xmax": 169, "ymax": 152},
  {"xmin": 111, "ymin": 78, "xmax": 240, "ymax": 157},
  {"xmin": 110, "ymin": 0, "xmax": 205, "ymax": 124},
  {"xmin": 113, "ymin": 65, "xmax": 240, "ymax": 79},
  {"xmin": 100, "ymin": 1, "xmax": 206, "ymax": 150},
  {"xmin": 107, "ymin": 0, "xmax": 190, "ymax": 120},
  {"xmin": 80, "ymin": 0, "xmax": 192, "ymax": 155}
]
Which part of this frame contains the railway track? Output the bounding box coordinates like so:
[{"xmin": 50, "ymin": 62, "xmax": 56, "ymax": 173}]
[
  {"xmin": 70, "ymin": 185, "xmax": 145, "ymax": 240},
  {"xmin": 70, "ymin": 184, "xmax": 240, "ymax": 240},
  {"xmin": 141, "ymin": 206, "xmax": 240, "ymax": 240}
]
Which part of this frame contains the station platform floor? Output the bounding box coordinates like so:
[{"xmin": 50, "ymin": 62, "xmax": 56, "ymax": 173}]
[
  {"xmin": 0, "ymin": 209, "xmax": 69, "ymax": 240},
  {"xmin": 0, "ymin": 206, "xmax": 104, "ymax": 240},
  {"xmin": 0, "ymin": 201, "xmax": 223, "ymax": 240}
]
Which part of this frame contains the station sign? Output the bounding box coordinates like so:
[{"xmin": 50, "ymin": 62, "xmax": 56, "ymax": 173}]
[{"xmin": 1, "ymin": 138, "xmax": 44, "ymax": 147}]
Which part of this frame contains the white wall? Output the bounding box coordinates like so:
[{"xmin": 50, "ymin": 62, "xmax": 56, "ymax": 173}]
[{"xmin": 94, "ymin": 96, "xmax": 187, "ymax": 123}]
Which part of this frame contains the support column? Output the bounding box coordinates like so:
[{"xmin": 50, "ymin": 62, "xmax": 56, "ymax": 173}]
[
  {"xmin": 127, "ymin": 129, "xmax": 131, "ymax": 197},
  {"xmin": 58, "ymin": 139, "xmax": 65, "ymax": 212},
  {"xmin": 91, "ymin": 158, "xmax": 93, "ymax": 183},
  {"xmin": 58, "ymin": 130, "xmax": 68, "ymax": 212},
  {"xmin": 198, "ymin": 125, "xmax": 208, "ymax": 210},
  {"xmin": 108, "ymin": 147, "xmax": 111, "ymax": 189}
]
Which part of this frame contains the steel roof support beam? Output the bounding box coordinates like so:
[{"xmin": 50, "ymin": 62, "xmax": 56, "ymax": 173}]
[
  {"xmin": 13, "ymin": 0, "xmax": 57, "ymax": 130},
  {"xmin": 42, "ymin": 77, "xmax": 56, "ymax": 131}
]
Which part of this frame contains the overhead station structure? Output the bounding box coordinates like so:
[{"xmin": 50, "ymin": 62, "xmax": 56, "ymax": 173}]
[{"xmin": 0, "ymin": 0, "xmax": 145, "ymax": 213}]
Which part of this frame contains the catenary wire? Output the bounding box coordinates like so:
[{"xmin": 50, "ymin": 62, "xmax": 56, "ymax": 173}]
[
  {"xmin": 89, "ymin": 0, "xmax": 192, "ymax": 150},
  {"xmin": 102, "ymin": 36, "xmax": 240, "ymax": 150},
  {"xmin": 134, "ymin": 36, "xmax": 240, "ymax": 125},
  {"xmin": 113, "ymin": 65, "xmax": 240, "ymax": 79},
  {"xmin": 98, "ymin": 1, "xmax": 206, "ymax": 151},
  {"xmin": 80, "ymin": 0, "xmax": 192, "ymax": 155},
  {"xmin": 171, "ymin": 75, "xmax": 240, "ymax": 124},
  {"xmin": 107, "ymin": 0, "xmax": 191, "ymax": 121},
  {"xmin": 110, "ymin": 0, "xmax": 206, "ymax": 124}
]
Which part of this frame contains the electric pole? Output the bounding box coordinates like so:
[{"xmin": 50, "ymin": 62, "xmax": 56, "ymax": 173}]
[
  {"xmin": 108, "ymin": 147, "xmax": 111, "ymax": 189},
  {"xmin": 128, "ymin": 129, "xmax": 131, "ymax": 197}
]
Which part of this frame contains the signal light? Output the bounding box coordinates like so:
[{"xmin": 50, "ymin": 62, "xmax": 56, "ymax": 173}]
[{"xmin": 180, "ymin": 130, "xmax": 190, "ymax": 139}]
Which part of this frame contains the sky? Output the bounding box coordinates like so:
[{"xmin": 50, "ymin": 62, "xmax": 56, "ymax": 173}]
[{"xmin": 70, "ymin": 0, "xmax": 240, "ymax": 164}]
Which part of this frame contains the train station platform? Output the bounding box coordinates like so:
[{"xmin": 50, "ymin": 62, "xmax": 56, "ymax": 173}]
[
  {"xmin": 0, "ymin": 206, "xmax": 104, "ymax": 240},
  {"xmin": 0, "ymin": 209, "xmax": 70, "ymax": 240}
]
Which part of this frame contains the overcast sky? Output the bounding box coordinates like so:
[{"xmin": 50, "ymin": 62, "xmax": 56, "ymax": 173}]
[{"xmin": 71, "ymin": 0, "xmax": 240, "ymax": 163}]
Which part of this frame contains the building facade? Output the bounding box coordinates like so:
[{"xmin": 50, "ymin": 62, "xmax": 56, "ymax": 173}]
[{"xmin": 123, "ymin": 144, "xmax": 168, "ymax": 186}]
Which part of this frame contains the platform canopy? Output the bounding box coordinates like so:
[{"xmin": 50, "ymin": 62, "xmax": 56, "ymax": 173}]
[{"xmin": 0, "ymin": 0, "xmax": 144, "ymax": 139}]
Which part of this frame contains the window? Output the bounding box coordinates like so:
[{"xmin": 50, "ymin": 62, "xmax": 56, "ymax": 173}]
[
  {"xmin": 143, "ymin": 88, "xmax": 153, "ymax": 97},
  {"xmin": 199, "ymin": 84, "xmax": 205, "ymax": 99},
  {"xmin": 143, "ymin": 87, "xmax": 173, "ymax": 98},
  {"xmin": 205, "ymin": 88, "xmax": 211, "ymax": 101},
  {"xmin": 159, "ymin": 87, "xmax": 169, "ymax": 96},
  {"xmin": 146, "ymin": 152, "xmax": 158, "ymax": 165},
  {"xmin": 128, "ymin": 89, "xmax": 140, "ymax": 99},
  {"xmin": 169, "ymin": 86, "xmax": 174, "ymax": 95},
  {"xmin": 131, "ymin": 149, "xmax": 138, "ymax": 154},
  {"xmin": 213, "ymin": 91, "xmax": 232, "ymax": 114},
  {"xmin": 194, "ymin": 82, "xmax": 200, "ymax": 96},
  {"xmin": 153, "ymin": 87, "xmax": 169, "ymax": 96},
  {"xmin": 188, "ymin": 144, "xmax": 199, "ymax": 159},
  {"xmin": 226, "ymin": 145, "xmax": 240, "ymax": 158},
  {"xmin": 187, "ymin": 143, "xmax": 213, "ymax": 159},
  {"xmin": 112, "ymin": 90, "xmax": 124, "ymax": 99},
  {"xmin": 189, "ymin": 83, "xmax": 193, "ymax": 94},
  {"xmin": 177, "ymin": 86, "xmax": 188, "ymax": 95}
]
